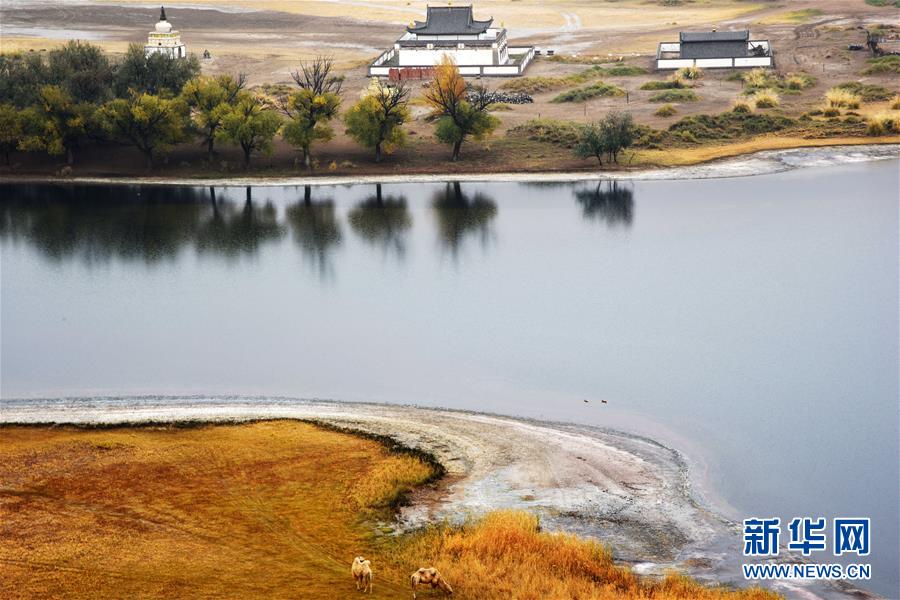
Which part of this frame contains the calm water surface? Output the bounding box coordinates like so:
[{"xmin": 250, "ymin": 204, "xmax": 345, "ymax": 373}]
[{"xmin": 2, "ymin": 160, "xmax": 898, "ymax": 596}]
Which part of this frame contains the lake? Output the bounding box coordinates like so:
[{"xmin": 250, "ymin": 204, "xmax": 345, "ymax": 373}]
[{"xmin": 1, "ymin": 158, "xmax": 898, "ymax": 597}]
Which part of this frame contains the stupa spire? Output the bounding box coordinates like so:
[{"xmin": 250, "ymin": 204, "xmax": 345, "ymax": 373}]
[{"xmin": 160, "ymin": 6, "xmax": 167, "ymax": 21}]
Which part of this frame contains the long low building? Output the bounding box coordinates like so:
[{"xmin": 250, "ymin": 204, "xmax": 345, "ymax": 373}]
[
  {"xmin": 656, "ymin": 30, "xmax": 772, "ymax": 70},
  {"xmin": 369, "ymin": 5, "xmax": 534, "ymax": 78}
]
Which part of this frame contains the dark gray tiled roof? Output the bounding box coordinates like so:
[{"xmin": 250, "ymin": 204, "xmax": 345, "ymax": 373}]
[
  {"xmin": 680, "ymin": 30, "xmax": 749, "ymax": 43},
  {"xmin": 408, "ymin": 5, "xmax": 493, "ymax": 35},
  {"xmin": 680, "ymin": 40, "xmax": 748, "ymax": 59}
]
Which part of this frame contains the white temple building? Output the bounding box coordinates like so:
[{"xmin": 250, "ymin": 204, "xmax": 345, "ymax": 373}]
[
  {"xmin": 369, "ymin": 5, "xmax": 534, "ymax": 78},
  {"xmin": 145, "ymin": 7, "xmax": 187, "ymax": 58}
]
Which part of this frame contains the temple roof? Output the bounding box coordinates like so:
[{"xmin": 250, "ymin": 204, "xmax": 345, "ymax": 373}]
[
  {"xmin": 679, "ymin": 30, "xmax": 749, "ymax": 43},
  {"xmin": 407, "ymin": 5, "xmax": 493, "ymax": 35}
]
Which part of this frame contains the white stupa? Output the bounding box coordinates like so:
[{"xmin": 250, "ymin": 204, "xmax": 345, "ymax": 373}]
[{"xmin": 145, "ymin": 7, "xmax": 186, "ymax": 58}]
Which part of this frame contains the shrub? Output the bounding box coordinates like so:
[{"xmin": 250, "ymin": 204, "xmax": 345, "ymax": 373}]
[
  {"xmin": 640, "ymin": 79, "xmax": 680, "ymax": 90},
  {"xmin": 668, "ymin": 111, "xmax": 795, "ymax": 142},
  {"xmin": 751, "ymin": 88, "xmax": 780, "ymax": 108},
  {"xmin": 866, "ymin": 112, "xmax": 899, "ymax": 135},
  {"xmin": 551, "ymin": 81, "xmax": 625, "ymax": 103},
  {"xmin": 732, "ymin": 99, "xmax": 753, "ymax": 113},
  {"xmin": 784, "ymin": 72, "xmax": 816, "ymax": 90},
  {"xmin": 742, "ymin": 68, "xmax": 772, "ymax": 89},
  {"xmin": 601, "ymin": 65, "xmax": 648, "ymax": 76},
  {"xmin": 892, "ymin": 95, "xmax": 900, "ymax": 110},
  {"xmin": 507, "ymin": 118, "xmax": 583, "ymax": 147},
  {"xmin": 654, "ymin": 104, "xmax": 677, "ymax": 117},
  {"xmin": 862, "ymin": 55, "xmax": 900, "ymax": 75},
  {"xmin": 825, "ymin": 87, "xmax": 861, "ymax": 109},
  {"xmin": 649, "ymin": 89, "xmax": 698, "ymax": 103},
  {"xmin": 822, "ymin": 107, "xmax": 841, "ymax": 117},
  {"xmin": 675, "ymin": 66, "xmax": 703, "ymax": 81},
  {"xmin": 835, "ymin": 81, "xmax": 893, "ymax": 101}
]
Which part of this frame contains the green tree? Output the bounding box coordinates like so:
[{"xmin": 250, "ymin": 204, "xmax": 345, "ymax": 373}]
[
  {"xmin": 182, "ymin": 74, "xmax": 246, "ymax": 161},
  {"xmin": 0, "ymin": 104, "xmax": 25, "ymax": 165},
  {"xmin": 574, "ymin": 111, "xmax": 635, "ymax": 166},
  {"xmin": 280, "ymin": 57, "xmax": 342, "ymax": 168},
  {"xmin": 18, "ymin": 85, "xmax": 95, "ymax": 165},
  {"xmin": 344, "ymin": 79, "xmax": 410, "ymax": 163},
  {"xmin": 218, "ymin": 93, "xmax": 281, "ymax": 167},
  {"xmin": 98, "ymin": 92, "xmax": 189, "ymax": 170},
  {"xmin": 113, "ymin": 43, "xmax": 200, "ymax": 98},
  {"xmin": 46, "ymin": 41, "xmax": 114, "ymax": 104},
  {"xmin": 0, "ymin": 52, "xmax": 48, "ymax": 107},
  {"xmin": 424, "ymin": 56, "xmax": 499, "ymax": 161}
]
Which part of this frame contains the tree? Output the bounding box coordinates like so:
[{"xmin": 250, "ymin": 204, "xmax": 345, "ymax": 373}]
[
  {"xmin": 424, "ymin": 56, "xmax": 499, "ymax": 161},
  {"xmin": 345, "ymin": 79, "xmax": 410, "ymax": 162},
  {"xmin": 46, "ymin": 41, "xmax": 114, "ymax": 104},
  {"xmin": 18, "ymin": 85, "xmax": 95, "ymax": 165},
  {"xmin": 0, "ymin": 104, "xmax": 25, "ymax": 165},
  {"xmin": 0, "ymin": 52, "xmax": 48, "ymax": 107},
  {"xmin": 182, "ymin": 74, "xmax": 246, "ymax": 161},
  {"xmin": 113, "ymin": 43, "xmax": 200, "ymax": 98},
  {"xmin": 574, "ymin": 111, "xmax": 635, "ymax": 166},
  {"xmin": 98, "ymin": 92, "xmax": 189, "ymax": 170},
  {"xmin": 218, "ymin": 93, "xmax": 281, "ymax": 167},
  {"xmin": 280, "ymin": 56, "xmax": 342, "ymax": 169}
]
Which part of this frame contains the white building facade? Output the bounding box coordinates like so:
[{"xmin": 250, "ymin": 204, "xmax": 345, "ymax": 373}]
[
  {"xmin": 145, "ymin": 7, "xmax": 187, "ymax": 59},
  {"xmin": 656, "ymin": 30, "xmax": 772, "ymax": 70},
  {"xmin": 370, "ymin": 5, "xmax": 534, "ymax": 78}
]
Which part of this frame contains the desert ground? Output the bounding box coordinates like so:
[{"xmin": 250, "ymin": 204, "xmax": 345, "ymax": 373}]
[{"xmin": 1, "ymin": 0, "xmax": 898, "ymax": 176}]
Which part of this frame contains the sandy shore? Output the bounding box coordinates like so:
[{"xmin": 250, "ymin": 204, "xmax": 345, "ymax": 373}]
[{"xmin": 3, "ymin": 144, "xmax": 898, "ymax": 188}]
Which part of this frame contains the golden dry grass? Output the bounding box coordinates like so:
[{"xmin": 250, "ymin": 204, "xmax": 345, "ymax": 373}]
[
  {"xmin": 0, "ymin": 422, "xmax": 784, "ymax": 599},
  {"xmin": 390, "ymin": 511, "xmax": 780, "ymax": 600},
  {"xmin": 0, "ymin": 421, "xmax": 435, "ymax": 599}
]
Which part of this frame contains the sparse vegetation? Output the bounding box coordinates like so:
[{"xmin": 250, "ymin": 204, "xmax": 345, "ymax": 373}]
[
  {"xmin": 668, "ymin": 111, "xmax": 795, "ymax": 143},
  {"xmin": 732, "ymin": 99, "xmax": 753, "ymax": 114},
  {"xmin": 825, "ymin": 87, "xmax": 862, "ymax": 109},
  {"xmin": 649, "ymin": 89, "xmax": 698, "ymax": 103},
  {"xmin": 862, "ymin": 55, "xmax": 900, "ymax": 75},
  {"xmin": 655, "ymin": 104, "xmax": 677, "ymax": 117},
  {"xmin": 508, "ymin": 118, "xmax": 583, "ymax": 147},
  {"xmin": 751, "ymin": 89, "xmax": 780, "ymax": 109},
  {"xmin": 891, "ymin": 95, "xmax": 900, "ymax": 110},
  {"xmin": 758, "ymin": 8, "xmax": 823, "ymax": 24},
  {"xmin": 552, "ymin": 81, "xmax": 625, "ymax": 103},
  {"xmin": 867, "ymin": 112, "xmax": 899, "ymax": 135},
  {"xmin": 675, "ymin": 66, "xmax": 703, "ymax": 81},
  {"xmin": 865, "ymin": 0, "xmax": 900, "ymax": 7},
  {"xmin": 835, "ymin": 81, "xmax": 894, "ymax": 102}
]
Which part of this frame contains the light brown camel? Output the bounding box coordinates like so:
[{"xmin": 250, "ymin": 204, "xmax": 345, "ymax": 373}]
[
  {"xmin": 411, "ymin": 567, "xmax": 453, "ymax": 599},
  {"xmin": 351, "ymin": 556, "xmax": 373, "ymax": 593}
]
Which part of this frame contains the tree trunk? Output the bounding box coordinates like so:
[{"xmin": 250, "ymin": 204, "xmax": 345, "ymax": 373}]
[
  {"xmin": 375, "ymin": 143, "xmax": 382, "ymax": 163},
  {"xmin": 3, "ymin": 150, "xmax": 9, "ymax": 166},
  {"xmin": 303, "ymin": 146, "xmax": 312, "ymax": 169},
  {"xmin": 145, "ymin": 153, "xmax": 153, "ymax": 172},
  {"xmin": 451, "ymin": 140, "xmax": 462, "ymax": 162},
  {"xmin": 243, "ymin": 146, "xmax": 251, "ymax": 168},
  {"xmin": 596, "ymin": 155, "xmax": 603, "ymax": 166},
  {"xmin": 66, "ymin": 146, "xmax": 74, "ymax": 166},
  {"xmin": 207, "ymin": 137, "xmax": 215, "ymax": 163}
]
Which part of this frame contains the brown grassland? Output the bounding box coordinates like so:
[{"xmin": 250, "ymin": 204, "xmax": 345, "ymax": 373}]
[{"xmin": 0, "ymin": 421, "xmax": 780, "ymax": 599}]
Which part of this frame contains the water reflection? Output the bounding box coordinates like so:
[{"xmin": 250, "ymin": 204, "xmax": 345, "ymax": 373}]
[
  {"xmin": 431, "ymin": 182, "xmax": 497, "ymax": 255},
  {"xmin": 0, "ymin": 185, "xmax": 206, "ymax": 264},
  {"xmin": 574, "ymin": 181, "xmax": 634, "ymax": 228},
  {"xmin": 285, "ymin": 185, "xmax": 343, "ymax": 277},
  {"xmin": 195, "ymin": 187, "xmax": 284, "ymax": 257},
  {"xmin": 348, "ymin": 184, "xmax": 412, "ymax": 259}
]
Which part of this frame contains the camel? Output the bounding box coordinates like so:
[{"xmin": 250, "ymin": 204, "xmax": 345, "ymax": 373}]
[
  {"xmin": 351, "ymin": 556, "xmax": 373, "ymax": 593},
  {"xmin": 411, "ymin": 567, "xmax": 453, "ymax": 599}
]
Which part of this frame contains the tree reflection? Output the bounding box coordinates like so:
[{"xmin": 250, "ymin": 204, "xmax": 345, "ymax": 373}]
[
  {"xmin": 0, "ymin": 184, "xmax": 206, "ymax": 264},
  {"xmin": 195, "ymin": 187, "xmax": 284, "ymax": 257},
  {"xmin": 348, "ymin": 183, "xmax": 411, "ymax": 259},
  {"xmin": 285, "ymin": 185, "xmax": 342, "ymax": 277},
  {"xmin": 432, "ymin": 181, "xmax": 496, "ymax": 255},
  {"xmin": 573, "ymin": 181, "xmax": 634, "ymax": 228}
]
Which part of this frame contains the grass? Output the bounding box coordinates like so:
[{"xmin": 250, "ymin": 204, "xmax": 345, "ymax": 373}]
[
  {"xmin": 758, "ymin": 8, "xmax": 823, "ymax": 24},
  {"xmin": 390, "ymin": 511, "xmax": 781, "ymax": 600},
  {"xmin": 641, "ymin": 79, "xmax": 683, "ymax": 90},
  {"xmin": 649, "ymin": 89, "xmax": 698, "ymax": 103},
  {"xmin": 739, "ymin": 69, "xmax": 816, "ymax": 94},
  {"xmin": 867, "ymin": 112, "xmax": 900, "ymax": 135},
  {"xmin": 551, "ymin": 81, "xmax": 625, "ymax": 103},
  {"xmin": 675, "ymin": 66, "xmax": 703, "ymax": 81},
  {"xmin": 655, "ymin": 104, "xmax": 678, "ymax": 117},
  {"xmin": 862, "ymin": 55, "xmax": 900, "ymax": 75},
  {"xmin": 0, "ymin": 421, "xmax": 438, "ymax": 599},
  {"xmin": 835, "ymin": 81, "xmax": 895, "ymax": 102},
  {"xmin": 499, "ymin": 64, "xmax": 644, "ymax": 95},
  {"xmin": 1, "ymin": 422, "xmax": 786, "ymax": 600},
  {"xmin": 865, "ymin": 0, "xmax": 900, "ymax": 6},
  {"xmin": 892, "ymin": 95, "xmax": 900, "ymax": 110},
  {"xmin": 751, "ymin": 88, "xmax": 780, "ymax": 109},
  {"xmin": 825, "ymin": 87, "xmax": 862, "ymax": 109},
  {"xmin": 668, "ymin": 111, "xmax": 795, "ymax": 143},
  {"xmin": 507, "ymin": 118, "xmax": 583, "ymax": 147},
  {"xmin": 732, "ymin": 99, "xmax": 753, "ymax": 114}
]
